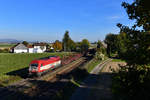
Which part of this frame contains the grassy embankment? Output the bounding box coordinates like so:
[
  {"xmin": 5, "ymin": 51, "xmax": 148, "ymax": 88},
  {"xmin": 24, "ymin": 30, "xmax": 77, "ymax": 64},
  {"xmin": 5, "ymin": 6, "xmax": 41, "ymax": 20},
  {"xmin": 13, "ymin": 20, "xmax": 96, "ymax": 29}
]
[
  {"xmin": 111, "ymin": 59, "xmax": 126, "ymax": 62},
  {"xmin": 0, "ymin": 52, "xmax": 73, "ymax": 86}
]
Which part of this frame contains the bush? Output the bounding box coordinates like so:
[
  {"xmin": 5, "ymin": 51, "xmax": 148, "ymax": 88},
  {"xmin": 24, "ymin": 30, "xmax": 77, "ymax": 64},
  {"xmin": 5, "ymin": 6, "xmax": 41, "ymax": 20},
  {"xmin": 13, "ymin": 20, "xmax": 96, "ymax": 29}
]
[
  {"xmin": 94, "ymin": 51, "xmax": 105, "ymax": 61},
  {"xmin": 112, "ymin": 65, "xmax": 150, "ymax": 100},
  {"xmin": 0, "ymin": 49, "xmax": 9, "ymax": 53}
]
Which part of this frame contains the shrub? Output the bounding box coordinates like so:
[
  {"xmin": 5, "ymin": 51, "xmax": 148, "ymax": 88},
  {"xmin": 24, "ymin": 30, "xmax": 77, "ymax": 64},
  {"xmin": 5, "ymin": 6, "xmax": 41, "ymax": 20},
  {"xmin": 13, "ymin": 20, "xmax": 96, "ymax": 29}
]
[
  {"xmin": 94, "ymin": 51, "xmax": 105, "ymax": 61},
  {"xmin": 112, "ymin": 65, "xmax": 150, "ymax": 100},
  {"xmin": 0, "ymin": 48, "xmax": 9, "ymax": 53}
]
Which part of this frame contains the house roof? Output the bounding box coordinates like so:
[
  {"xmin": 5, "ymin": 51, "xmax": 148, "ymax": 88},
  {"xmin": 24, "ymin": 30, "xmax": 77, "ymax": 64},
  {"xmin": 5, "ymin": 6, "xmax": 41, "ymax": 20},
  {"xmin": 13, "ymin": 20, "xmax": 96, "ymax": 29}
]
[
  {"xmin": 33, "ymin": 43, "xmax": 47, "ymax": 46},
  {"xmin": 12, "ymin": 43, "xmax": 28, "ymax": 50},
  {"xmin": 11, "ymin": 43, "xmax": 19, "ymax": 49},
  {"xmin": 27, "ymin": 45, "xmax": 33, "ymax": 48}
]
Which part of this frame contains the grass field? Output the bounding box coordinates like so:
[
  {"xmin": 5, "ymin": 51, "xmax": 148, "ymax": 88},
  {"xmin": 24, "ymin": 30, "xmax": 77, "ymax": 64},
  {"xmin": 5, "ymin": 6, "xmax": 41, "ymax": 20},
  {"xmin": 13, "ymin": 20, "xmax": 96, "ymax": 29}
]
[
  {"xmin": 0, "ymin": 52, "xmax": 73, "ymax": 86},
  {"xmin": 0, "ymin": 44, "xmax": 15, "ymax": 48},
  {"xmin": 112, "ymin": 59, "xmax": 126, "ymax": 62}
]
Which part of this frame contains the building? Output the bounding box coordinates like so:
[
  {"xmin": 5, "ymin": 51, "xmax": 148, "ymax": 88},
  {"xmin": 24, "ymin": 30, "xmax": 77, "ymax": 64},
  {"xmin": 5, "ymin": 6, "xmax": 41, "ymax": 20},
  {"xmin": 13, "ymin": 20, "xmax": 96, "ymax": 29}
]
[
  {"xmin": 11, "ymin": 43, "xmax": 28, "ymax": 53},
  {"xmin": 32, "ymin": 43, "xmax": 47, "ymax": 53},
  {"xmin": 11, "ymin": 43, "xmax": 47, "ymax": 53}
]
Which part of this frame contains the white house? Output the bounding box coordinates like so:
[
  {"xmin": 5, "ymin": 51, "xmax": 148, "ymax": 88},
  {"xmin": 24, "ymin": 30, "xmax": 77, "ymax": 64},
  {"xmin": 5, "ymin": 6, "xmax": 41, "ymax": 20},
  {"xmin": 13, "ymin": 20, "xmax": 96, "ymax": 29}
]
[
  {"xmin": 11, "ymin": 43, "xmax": 47, "ymax": 53},
  {"xmin": 32, "ymin": 43, "xmax": 47, "ymax": 53},
  {"xmin": 11, "ymin": 43, "xmax": 28, "ymax": 53}
]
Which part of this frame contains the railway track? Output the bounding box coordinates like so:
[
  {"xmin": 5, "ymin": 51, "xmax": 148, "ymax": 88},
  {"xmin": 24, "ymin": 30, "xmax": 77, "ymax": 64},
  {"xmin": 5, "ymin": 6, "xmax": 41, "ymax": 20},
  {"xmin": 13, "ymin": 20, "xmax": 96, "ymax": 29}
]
[
  {"xmin": 0, "ymin": 57, "xmax": 86, "ymax": 100},
  {"xmin": 90, "ymin": 58, "xmax": 112, "ymax": 74}
]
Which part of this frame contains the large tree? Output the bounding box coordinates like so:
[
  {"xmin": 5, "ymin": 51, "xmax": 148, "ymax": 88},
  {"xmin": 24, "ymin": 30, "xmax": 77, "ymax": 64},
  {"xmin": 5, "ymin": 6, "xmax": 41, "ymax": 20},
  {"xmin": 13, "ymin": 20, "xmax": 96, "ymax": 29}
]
[
  {"xmin": 62, "ymin": 30, "xmax": 76, "ymax": 52},
  {"xmin": 62, "ymin": 31, "xmax": 71, "ymax": 52},
  {"xmin": 122, "ymin": 0, "xmax": 150, "ymax": 31},
  {"xmin": 104, "ymin": 33, "xmax": 118, "ymax": 57},
  {"xmin": 80, "ymin": 39, "xmax": 90, "ymax": 53},
  {"xmin": 69, "ymin": 39, "xmax": 76, "ymax": 51},
  {"xmin": 112, "ymin": 1, "xmax": 150, "ymax": 100},
  {"xmin": 116, "ymin": 0, "xmax": 150, "ymax": 65}
]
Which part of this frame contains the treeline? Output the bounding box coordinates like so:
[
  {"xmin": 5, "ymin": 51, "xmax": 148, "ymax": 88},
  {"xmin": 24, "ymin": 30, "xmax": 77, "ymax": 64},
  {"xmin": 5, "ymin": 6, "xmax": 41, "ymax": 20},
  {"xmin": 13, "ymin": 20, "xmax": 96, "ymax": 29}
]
[
  {"xmin": 105, "ymin": 0, "xmax": 150, "ymax": 100},
  {"xmin": 52, "ymin": 30, "xmax": 90, "ymax": 53}
]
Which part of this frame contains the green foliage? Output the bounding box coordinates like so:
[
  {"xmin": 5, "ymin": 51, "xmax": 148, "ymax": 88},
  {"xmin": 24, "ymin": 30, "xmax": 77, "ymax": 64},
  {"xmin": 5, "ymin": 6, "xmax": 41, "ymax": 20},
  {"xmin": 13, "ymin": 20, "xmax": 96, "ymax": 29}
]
[
  {"xmin": 69, "ymin": 39, "xmax": 76, "ymax": 51},
  {"xmin": 122, "ymin": 0, "xmax": 150, "ymax": 31},
  {"xmin": 104, "ymin": 33, "xmax": 118, "ymax": 57},
  {"xmin": 97, "ymin": 40, "xmax": 107, "ymax": 56},
  {"xmin": 116, "ymin": 24, "xmax": 150, "ymax": 65},
  {"xmin": 22, "ymin": 41, "xmax": 29, "ymax": 46},
  {"xmin": 62, "ymin": 30, "xmax": 70, "ymax": 51},
  {"xmin": 62, "ymin": 31, "xmax": 76, "ymax": 52},
  {"xmin": 112, "ymin": 65, "xmax": 150, "ymax": 100},
  {"xmin": 117, "ymin": 32, "xmax": 129, "ymax": 59},
  {"xmin": 111, "ymin": 59, "xmax": 125, "ymax": 62},
  {"xmin": 94, "ymin": 51, "xmax": 105, "ymax": 61},
  {"xmin": 112, "ymin": 0, "xmax": 150, "ymax": 100},
  {"xmin": 80, "ymin": 39, "xmax": 90, "ymax": 53}
]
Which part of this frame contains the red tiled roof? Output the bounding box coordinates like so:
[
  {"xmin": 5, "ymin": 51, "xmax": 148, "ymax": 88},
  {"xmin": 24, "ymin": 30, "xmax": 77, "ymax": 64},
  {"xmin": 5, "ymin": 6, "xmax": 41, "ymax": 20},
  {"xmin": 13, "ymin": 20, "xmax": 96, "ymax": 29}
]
[{"xmin": 27, "ymin": 45, "xmax": 33, "ymax": 48}]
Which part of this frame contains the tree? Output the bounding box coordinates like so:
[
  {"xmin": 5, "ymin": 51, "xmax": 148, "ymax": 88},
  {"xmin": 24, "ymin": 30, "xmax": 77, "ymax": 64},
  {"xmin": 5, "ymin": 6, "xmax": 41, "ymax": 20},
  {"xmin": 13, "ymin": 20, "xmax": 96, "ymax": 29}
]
[
  {"xmin": 104, "ymin": 33, "xmax": 118, "ymax": 57},
  {"xmin": 53, "ymin": 40, "xmax": 62, "ymax": 51},
  {"xmin": 112, "ymin": 1, "xmax": 150, "ymax": 100},
  {"xmin": 97, "ymin": 40, "xmax": 107, "ymax": 56},
  {"xmin": 122, "ymin": 0, "xmax": 150, "ymax": 31},
  {"xmin": 80, "ymin": 39, "xmax": 90, "ymax": 53},
  {"xmin": 62, "ymin": 30, "xmax": 71, "ymax": 52},
  {"xmin": 62, "ymin": 30, "xmax": 76, "ymax": 52},
  {"xmin": 22, "ymin": 41, "xmax": 29, "ymax": 46},
  {"xmin": 97, "ymin": 40, "xmax": 102, "ymax": 49},
  {"xmin": 69, "ymin": 39, "xmax": 76, "ymax": 51}
]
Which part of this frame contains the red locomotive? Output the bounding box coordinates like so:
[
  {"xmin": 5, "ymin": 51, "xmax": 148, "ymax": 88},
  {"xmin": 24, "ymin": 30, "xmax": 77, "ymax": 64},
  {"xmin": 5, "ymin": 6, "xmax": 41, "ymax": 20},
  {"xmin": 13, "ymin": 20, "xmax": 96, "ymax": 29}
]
[{"xmin": 29, "ymin": 56, "xmax": 61, "ymax": 76}]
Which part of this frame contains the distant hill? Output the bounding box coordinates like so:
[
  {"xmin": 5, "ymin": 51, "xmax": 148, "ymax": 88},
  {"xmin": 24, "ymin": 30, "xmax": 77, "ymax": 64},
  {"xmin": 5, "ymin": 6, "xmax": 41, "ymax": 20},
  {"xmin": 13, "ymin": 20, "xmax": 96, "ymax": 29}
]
[{"xmin": 0, "ymin": 39, "xmax": 22, "ymax": 43}]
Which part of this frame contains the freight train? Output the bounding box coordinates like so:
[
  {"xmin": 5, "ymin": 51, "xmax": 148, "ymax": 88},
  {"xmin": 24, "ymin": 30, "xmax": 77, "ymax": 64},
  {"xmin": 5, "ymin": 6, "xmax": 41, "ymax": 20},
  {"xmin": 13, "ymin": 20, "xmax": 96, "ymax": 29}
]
[{"xmin": 29, "ymin": 56, "xmax": 61, "ymax": 76}]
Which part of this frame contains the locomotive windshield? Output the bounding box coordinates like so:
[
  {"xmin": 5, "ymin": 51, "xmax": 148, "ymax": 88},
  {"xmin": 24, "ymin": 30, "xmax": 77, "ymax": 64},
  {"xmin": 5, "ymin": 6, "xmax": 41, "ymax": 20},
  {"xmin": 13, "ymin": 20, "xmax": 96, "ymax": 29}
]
[{"xmin": 30, "ymin": 63, "xmax": 38, "ymax": 67}]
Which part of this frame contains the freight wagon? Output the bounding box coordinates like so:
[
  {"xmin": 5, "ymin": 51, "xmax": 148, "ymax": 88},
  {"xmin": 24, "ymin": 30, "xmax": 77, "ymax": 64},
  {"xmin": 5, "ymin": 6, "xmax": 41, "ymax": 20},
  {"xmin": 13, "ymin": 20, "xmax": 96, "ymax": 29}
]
[{"xmin": 29, "ymin": 56, "xmax": 61, "ymax": 76}]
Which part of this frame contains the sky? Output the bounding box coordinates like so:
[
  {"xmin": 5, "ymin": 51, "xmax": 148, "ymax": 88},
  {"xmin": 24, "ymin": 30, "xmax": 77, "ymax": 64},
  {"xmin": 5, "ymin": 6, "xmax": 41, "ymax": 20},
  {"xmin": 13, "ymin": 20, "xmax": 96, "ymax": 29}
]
[{"xmin": 0, "ymin": 0, "xmax": 134, "ymax": 42}]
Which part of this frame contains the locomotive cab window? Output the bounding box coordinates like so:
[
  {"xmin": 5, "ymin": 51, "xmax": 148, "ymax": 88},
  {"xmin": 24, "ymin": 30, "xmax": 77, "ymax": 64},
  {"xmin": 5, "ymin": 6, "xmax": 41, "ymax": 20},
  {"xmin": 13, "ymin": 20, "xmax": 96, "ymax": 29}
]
[{"xmin": 30, "ymin": 63, "xmax": 38, "ymax": 67}]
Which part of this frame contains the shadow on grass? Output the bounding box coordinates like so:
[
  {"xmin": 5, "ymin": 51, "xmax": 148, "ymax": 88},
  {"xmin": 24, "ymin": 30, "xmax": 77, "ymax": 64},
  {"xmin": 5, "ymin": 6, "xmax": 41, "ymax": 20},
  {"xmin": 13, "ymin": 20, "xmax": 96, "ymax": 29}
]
[
  {"xmin": 6, "ymin": 67, "xmax": 29, "ymax": 79},
  {"xmin": 0, "ymin": 72, "xmax": 115, "ymax": 100}
]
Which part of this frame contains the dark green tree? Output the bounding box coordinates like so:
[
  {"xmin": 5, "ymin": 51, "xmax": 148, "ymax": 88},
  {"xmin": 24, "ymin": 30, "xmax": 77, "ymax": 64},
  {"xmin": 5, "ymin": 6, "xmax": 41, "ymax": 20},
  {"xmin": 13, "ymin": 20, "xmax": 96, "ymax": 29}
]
[
  {"xmin": 62, "ymin": 31, "xmax": 71, "ymax": 52},
  {"xmin": 22, "ymin": 41, "xmax": 29, "ymax": 46},
  {"xmin": 69, "ymin": 39, "xmax": 76, "ymax": 51},
  {"xmin": 80, "ymin": 39, "xmax": 90, "ymax": 53},
  {"xmin": 112, "ymin": 1, "xmax": 150, "ymax": 100},
  {"xmin": 122, "ymin": 0, "xmax": 150, "ymax": 31},
  {"xmin": 62, "ymin": 30, "xmax": 76, "ymax": 52},
  {"xmin": 104, "ymin": 33, "xmax": 118, "ymax": 57}
]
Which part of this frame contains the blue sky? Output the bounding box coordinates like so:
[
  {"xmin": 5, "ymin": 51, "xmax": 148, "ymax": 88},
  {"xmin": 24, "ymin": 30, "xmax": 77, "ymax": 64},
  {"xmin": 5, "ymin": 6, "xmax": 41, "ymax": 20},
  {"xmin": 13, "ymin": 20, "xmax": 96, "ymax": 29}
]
[{"xmin": 0, "ymin": 0, "xmax": 134, "ymax": 42}]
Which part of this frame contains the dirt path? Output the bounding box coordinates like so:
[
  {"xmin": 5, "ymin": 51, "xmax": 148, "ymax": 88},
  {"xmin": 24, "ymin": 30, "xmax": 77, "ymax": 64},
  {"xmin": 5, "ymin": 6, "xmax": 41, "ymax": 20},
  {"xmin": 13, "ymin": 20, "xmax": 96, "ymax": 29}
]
[{"xmin": 70, "ymin": 61, "xmax": 126, "ymax": 100}]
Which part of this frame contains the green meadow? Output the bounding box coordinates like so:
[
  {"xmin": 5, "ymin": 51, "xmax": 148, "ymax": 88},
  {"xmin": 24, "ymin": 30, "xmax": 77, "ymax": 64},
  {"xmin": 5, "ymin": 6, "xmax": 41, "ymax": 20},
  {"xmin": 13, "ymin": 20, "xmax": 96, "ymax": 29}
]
[{"xmin": 0, "ymin": 52, "xmax": 73, "ymax": 86}]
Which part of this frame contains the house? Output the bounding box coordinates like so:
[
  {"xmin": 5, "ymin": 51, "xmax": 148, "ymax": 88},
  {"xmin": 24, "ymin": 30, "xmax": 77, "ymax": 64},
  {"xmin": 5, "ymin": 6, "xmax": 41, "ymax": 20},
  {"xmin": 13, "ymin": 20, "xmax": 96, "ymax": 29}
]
[
  {"xmin": 11, "ymin": 43, "xmax": 28, "ymax": 53},
  {"xmin": 32, "ymin": 43, "xmax": 47, "ymax": 53},
  {"xmin": 11, "ymin": 43, "xmax": 47, "ymax": 53},
  {"xmin": 27, "ymin": 45, "xmax": 34, "ymax": 53}
]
